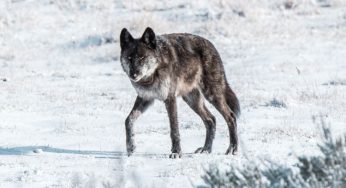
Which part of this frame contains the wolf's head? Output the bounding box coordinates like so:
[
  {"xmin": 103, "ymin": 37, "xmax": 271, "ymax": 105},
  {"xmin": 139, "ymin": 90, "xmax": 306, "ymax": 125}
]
[{"xmin": 120, "ymin": 27, "xmax": 159, "ymax": 83}]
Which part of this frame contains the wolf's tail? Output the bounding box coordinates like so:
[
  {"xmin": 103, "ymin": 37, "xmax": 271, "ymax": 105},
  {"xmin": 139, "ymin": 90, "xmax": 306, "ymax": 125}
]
[{"xmin": 225, "ymin": 83, "xmax": 240, "ymax": 117}]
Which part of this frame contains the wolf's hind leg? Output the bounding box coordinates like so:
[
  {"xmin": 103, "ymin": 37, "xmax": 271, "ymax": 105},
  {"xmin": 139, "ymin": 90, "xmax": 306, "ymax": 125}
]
[
  {"xmin": 204, "ymin": 91, "xmax": 238, "ymax": 155},
  {"xmin": 183, "ymin": 89, "xmax": 216, "ymax": 154},
  {"xmin": 125, "ymin": 96, "xmax": 154, "ymax": 156}
]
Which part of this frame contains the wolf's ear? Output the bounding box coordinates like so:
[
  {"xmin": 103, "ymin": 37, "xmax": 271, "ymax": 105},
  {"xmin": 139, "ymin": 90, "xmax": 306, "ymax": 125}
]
[
  {"xmin": 141, "ymin": 27, "xmax": 156, "ymax": 49},
  {"xmin": 120, "ymin": 28, "xmax": 134, "ymax": 49}
]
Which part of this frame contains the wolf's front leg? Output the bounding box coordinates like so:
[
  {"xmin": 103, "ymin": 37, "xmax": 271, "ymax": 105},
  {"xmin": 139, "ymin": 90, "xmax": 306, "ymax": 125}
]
[
  {"xmin": 125, "ymin": 96, "xmax": 154, "ymax": 156},
  {"xmin": 165, "ymin": 97, "xmax": 182, "ymax": 159}
]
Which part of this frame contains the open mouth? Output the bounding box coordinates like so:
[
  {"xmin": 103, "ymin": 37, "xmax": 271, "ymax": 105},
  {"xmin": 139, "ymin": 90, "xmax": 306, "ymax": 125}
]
[
  {"xmin": 130, "ymin": 78, "xmax": 140, "ymax": 82},
  {"xmin": 130, "ymin": 74, "xmax": 154, "ymax": 85},
  {"xmin": 130, "ymin": 76, "xmax": 143, "ymax": 82}
]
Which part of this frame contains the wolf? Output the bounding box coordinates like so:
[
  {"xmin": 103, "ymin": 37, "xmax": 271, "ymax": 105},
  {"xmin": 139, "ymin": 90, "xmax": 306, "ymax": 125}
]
[{"xmin": 120, "ymin": 27, "xmax": 240, "ymax": 158}]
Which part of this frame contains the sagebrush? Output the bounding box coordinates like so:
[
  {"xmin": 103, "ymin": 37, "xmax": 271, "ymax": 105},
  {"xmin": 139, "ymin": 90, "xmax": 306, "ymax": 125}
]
[{"xmin": 201, "ymin": 119, "xmax": 346, "ymax": 188}]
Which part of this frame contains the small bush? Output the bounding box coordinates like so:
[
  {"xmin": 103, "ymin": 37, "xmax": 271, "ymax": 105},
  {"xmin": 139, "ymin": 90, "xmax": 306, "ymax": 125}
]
[{"xmin": 201, "ymin": 119, "xmax": 346, "ymax": 188}]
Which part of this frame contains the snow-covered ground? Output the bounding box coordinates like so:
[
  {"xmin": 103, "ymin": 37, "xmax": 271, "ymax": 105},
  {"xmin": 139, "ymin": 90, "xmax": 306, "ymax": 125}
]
[{"xmin": 1, "ymin": 0, "xmax": 346, "ymax": 187}]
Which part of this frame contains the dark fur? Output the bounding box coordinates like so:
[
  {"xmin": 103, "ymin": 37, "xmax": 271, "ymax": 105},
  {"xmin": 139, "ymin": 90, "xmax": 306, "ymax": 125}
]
[{"xmin": 120, "ymin": 27, "xmax": 240, "ymax": 158}]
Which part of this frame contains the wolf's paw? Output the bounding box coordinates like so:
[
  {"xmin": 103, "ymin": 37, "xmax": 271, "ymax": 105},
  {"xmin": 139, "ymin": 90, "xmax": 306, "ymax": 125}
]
[
  {"xmin": 194, "ymin": 147, "xmax": 211, "ymax": 154},
  {"xmin": 169, "ymin": 152, "xmax": 181, "ymax": 159},
  {"xmin": 225, "ymin": 144, "xmax": 238, "ymax": 155},
  {"xmin": 126, "ymin": 144, "xmax": 136, "ymax": 157}
]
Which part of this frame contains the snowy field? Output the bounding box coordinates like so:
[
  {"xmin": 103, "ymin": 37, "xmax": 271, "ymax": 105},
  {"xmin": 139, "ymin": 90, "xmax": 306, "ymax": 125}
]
[{"xmin": 1, "ymin": 0, "xmax": 346, "ymax": 187}]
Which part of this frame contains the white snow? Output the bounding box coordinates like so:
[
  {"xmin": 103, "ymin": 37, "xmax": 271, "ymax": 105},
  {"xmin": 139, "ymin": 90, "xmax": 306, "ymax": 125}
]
[{"xmin": 1, "ymin": 0, "xmax": 346, "ymax": 187}]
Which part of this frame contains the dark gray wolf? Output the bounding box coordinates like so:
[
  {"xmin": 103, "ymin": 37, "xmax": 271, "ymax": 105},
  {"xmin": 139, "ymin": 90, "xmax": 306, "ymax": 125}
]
[{"xmin": 120, "ymin": 27, "xmax": 240, "ymax": 158}]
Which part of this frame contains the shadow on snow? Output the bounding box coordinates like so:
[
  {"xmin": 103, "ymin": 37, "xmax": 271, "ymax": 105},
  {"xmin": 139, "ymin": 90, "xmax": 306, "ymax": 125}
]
[{"xmin": 0, "ymin": 146, "xmax": 193, "ymax": 159}]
